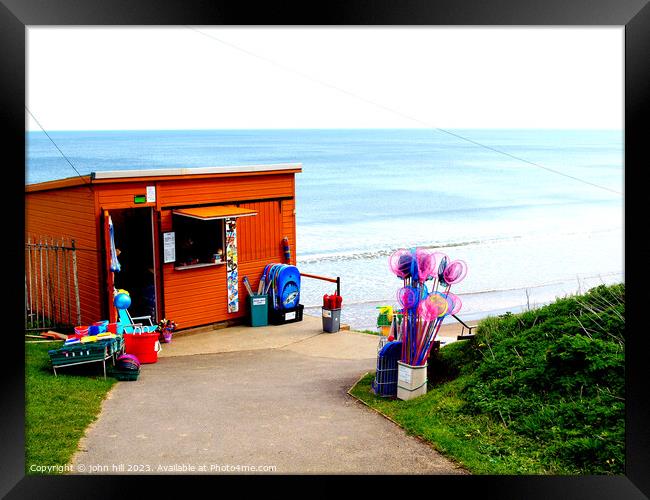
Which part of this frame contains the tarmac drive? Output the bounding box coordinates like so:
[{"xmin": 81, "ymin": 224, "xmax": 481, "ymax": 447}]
[{"xmin": 71, "ymin": 317, "xmax": 467, "ymax": 474}]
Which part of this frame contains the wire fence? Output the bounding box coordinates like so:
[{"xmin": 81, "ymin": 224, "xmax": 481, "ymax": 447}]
[{"xmin": 25, "ymin": 236, "xmax": 81, "ymax": 332}]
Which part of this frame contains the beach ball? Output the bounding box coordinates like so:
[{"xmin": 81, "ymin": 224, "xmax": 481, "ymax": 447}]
[{"xmin": 113, "ymin": 292, "xmax": 131, "ymax": 309}]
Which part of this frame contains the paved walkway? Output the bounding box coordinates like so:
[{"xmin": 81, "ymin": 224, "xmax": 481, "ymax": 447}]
[{"xmin": 71, "ymin": 316, "xmax": 466, "ymax": 474}]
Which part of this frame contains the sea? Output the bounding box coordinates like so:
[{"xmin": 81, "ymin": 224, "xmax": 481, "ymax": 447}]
[{"xmin": 26, "ymin": 129, "xmax": 624, "ymax": 330}]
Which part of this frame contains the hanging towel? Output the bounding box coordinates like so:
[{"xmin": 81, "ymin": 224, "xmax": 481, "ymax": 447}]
[{"xmin": 109, "ymin": 215, "xmax": 121, "ymax": 272}]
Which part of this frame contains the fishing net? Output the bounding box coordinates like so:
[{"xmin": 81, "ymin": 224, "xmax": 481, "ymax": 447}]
[
  {"xmin": 396, "ymin": 286, "xmax": 419, "ymax": 309},
  {"xmin": 446, "ymin": 292, "xmax": 463, "ymax": 315},
  {"xmin": 436, "ymin": 254, "xmax": 450, "ymax": 286},
  {"xmin": 388, "ymin": 249, "xmax": 413, "ymax": 279},
  {"xmin": 417, "ymin": 295, "xmax": 440, "ymax": 321},
  {"xmin": 415, "ymin": 248, "xmax": 435, "ymax": 281},
  {"xmin": 428, "ymin": 292, "xmax": 449, "ymax": 317},
  {"xmin": 443, "ymin": 260, "xmax": 468, "ymax": 285}
]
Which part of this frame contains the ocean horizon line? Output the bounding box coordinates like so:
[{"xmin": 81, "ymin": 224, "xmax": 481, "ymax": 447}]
[{"xmin": 25, "ymin": 127, "xmax": 625, "ymax": 134}]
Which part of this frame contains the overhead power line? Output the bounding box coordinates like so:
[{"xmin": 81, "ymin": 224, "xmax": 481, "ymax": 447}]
[
  {"xmin": 186, "ymin": 26, "xmax": 622, "ymax": 197},
  {"xmin": 26, "ymin": 106, "xmax": 93, "ymax": 190}
]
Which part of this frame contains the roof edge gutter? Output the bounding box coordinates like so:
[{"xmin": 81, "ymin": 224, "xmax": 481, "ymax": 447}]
[{"xmin": 91, "ymin": 163, "xmax": 302, "ymax": 180}]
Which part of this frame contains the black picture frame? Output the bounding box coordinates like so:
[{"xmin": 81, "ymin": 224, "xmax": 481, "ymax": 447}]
[{"xmin": 2, "ymin": 0, "xmax": 648, "ymax": 497}]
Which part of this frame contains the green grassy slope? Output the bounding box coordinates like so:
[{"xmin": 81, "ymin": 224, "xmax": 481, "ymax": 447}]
[
  {"xmin": 25, "ymin": 341, "xmax": 116, "ymax": 474},
  {"xmin": 351, "ymin": 284, "xmax": 625, "ymax": 474}
]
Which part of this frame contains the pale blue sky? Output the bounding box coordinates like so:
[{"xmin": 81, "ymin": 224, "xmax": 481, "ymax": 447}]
[{"xmin": 27, "ymin": 27, "xmax": 623, "ymax": 131}]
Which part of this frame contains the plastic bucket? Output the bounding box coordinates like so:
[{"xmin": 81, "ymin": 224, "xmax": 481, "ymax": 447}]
[
  {"xmin": 107, "ymin": 323, "xmax": 119, "ymax": 334},
  {"xmin": 322, "ymin": 307, "xmax": 341, "ymax": 333},
  {"xmin": 123, "ymin": 332, "xmax": 160, "ymax": 364},
  {"xmin": 74, "ymin": 326, "xmax": 89, "ymax": 336},
  {"xmin": 93, "ymin": 320, "xmax": 109, "ymax": 333}
]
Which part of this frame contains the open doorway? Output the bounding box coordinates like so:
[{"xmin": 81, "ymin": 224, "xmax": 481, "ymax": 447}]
[{"xmin": 110, "ymin": 208, "xmax": 157, "ymax": 321}]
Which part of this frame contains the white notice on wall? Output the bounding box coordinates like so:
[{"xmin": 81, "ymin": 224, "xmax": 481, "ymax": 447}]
[
  {"xmin": 163, "ymin": 232, "xmax": 175, "ymax": 263},
  {"xmin": 146, "ymin": 185, "xmax": 156, "ymax": 203}
]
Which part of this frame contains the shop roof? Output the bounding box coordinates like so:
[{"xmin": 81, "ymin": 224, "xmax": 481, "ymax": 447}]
[{"xmin": 25, "ymin": 163, "xmax": 302, "ymax": 193}]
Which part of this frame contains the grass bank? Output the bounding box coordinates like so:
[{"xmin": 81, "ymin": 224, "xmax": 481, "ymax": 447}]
[
  {"xmin": 350, "ymin": 284, "xmax": 625, "ymax": 475},
  {"xmin": 25, "ymin": 341, "xmax": 117, "ymax": 474}
]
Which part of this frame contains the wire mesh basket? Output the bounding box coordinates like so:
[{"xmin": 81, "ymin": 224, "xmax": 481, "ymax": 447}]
[{"xmin": 372, "ymin": 341, "xmax": 402, "ymax": 398}]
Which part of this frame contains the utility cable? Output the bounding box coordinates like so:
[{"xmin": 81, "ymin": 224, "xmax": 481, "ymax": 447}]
[
  {"xmin": 26, "ymin": 106, "xmax": 93, "ymax": 190},
  {"xmin": 185, "ymin": 26, "xmax": 622, "ymax": 197}
]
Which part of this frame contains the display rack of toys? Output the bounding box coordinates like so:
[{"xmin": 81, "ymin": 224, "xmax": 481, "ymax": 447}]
[
  {"xmin": 376, "ymin": 247, "xmax": 468, "ymax": 400},
  {"xmin": 48, "ymin": 319, "xmax": 124, "ymax": 379}
]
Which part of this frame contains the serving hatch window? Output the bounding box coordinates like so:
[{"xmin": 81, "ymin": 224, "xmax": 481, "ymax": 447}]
[
  {"xmin": 172, "ymin": 214, "xmax": 224, "ymax": 267},
  {"xmin": 171, "ymin": 205, "xmax": 258, "ymax": 268}
]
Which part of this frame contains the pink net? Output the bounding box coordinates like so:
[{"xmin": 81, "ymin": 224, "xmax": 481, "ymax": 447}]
[
  {"xmin": 388, "ymin": 249, "xmax": 413, "ymax": 279},
  {"xmin": 417, "ymin": 296, "xmax": 440, "ymax": 322},
  {"xmin": 415, "ymin": 248, "xmax": 436, "ymax": 280},
  {"xmin": 446, "ymin": 292, "xmax": 463, "ymax": 315},
  {"xmin": 443, "ymin": 260, "xmax": 468, "ymax": 285},
  {"xmin": 397, "ymin": 286, "xmax": 419, "ymax": 309}
]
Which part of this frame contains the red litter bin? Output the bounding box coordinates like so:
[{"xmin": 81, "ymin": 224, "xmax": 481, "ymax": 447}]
[{"xmin": 123, "ymin": 332, "xmax": 160, "ymax": 364}]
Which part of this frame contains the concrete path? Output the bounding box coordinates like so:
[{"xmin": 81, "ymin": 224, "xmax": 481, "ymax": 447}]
[{"xmin": 71, "ymin": 316, "xmax": 466, "ymax": 474}]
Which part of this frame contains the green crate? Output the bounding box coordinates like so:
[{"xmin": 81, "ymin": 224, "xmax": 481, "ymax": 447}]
[
  {"xmin": 48, "ymin": 344, "xmax": 109, "ymax": 366},
  {"xmin": 112, "ymin": 368, "xmax": 140, "ymax": 381},
  {"xmin": 47, "ymin": 336, "xmax": 123, "ymax": 381}
]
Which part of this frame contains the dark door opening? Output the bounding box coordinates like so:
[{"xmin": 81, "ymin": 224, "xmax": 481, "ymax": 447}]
[{"xmin": 110, "ymin": 208, "xmax": 157, "ymax": 321}]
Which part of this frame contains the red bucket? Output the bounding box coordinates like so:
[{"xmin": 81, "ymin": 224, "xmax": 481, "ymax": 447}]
[
  {"xmin": 123, "ymin": 332, "xmax": 160, "ymax": 364},
  {"xmin": 74, "ymin": 326, "xmax": 89, "ymax": 336}
]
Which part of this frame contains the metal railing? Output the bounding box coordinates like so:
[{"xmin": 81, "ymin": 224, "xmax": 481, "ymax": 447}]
[
  {"xmin": 300, "ymin": 273, "xmax": 341, "ymax": 296},
  {"xmin": 25, "ymin": 237, "xmax": 81, "ymax": 331},
  {"xmin": 452, "ymin": 314, "xmax": 476, "ymax": 339}
]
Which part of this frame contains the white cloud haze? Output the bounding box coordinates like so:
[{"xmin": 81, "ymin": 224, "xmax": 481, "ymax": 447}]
[{"xmin": 27, "ymin": 27, "xmax": 623, "ymax": 131}]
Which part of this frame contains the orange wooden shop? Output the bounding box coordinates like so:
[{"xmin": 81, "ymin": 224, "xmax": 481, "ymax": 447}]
[{"xmin": 25, "ymin": 164, "xmax": 302, "ymax": 330}]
